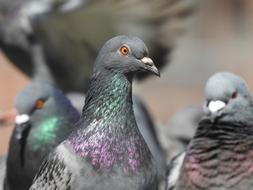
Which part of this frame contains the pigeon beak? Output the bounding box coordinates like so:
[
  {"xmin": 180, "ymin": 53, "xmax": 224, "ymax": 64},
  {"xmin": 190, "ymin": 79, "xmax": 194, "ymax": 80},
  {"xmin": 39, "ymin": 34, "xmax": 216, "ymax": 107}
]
[
  {"xmin": 141, "ymin": 57, "xmax": 160, "ymax": 77},
  {"xmin": 208, "ymin": 100, "xmax": 226, "ymax": 113},
  {"xmin": 15, "ymin": 114, "xmax": 31, "ymax": 140}
]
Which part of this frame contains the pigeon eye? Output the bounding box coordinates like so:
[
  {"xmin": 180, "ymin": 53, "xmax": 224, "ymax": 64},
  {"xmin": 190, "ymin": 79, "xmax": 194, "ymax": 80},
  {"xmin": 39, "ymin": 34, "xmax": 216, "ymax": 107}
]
[
  {"xmin": 120, "ymin": 46, "xmax": 129, "ymax": 56},
  {"xmin": 231, "ymin": 91, "xmax": 237, "ymax": 99},
  {"xmin": 35, "ymin": 99, "xmax": 44, "ymax": 109}
]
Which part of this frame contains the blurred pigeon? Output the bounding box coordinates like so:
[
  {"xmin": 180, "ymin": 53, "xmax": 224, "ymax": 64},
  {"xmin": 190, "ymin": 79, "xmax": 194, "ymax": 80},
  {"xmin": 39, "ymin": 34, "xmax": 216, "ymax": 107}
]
[
  {"xmin": 132, "ymin": 95, "xmax": 166, "ymax": 180},
  {"xmin": 165, "ymin": 152, "xmax": 185, "ymax": 190},
  {"xmin": 166, "ymin": 72, "xmax": 253, "ymax": 190},
  {"xmin": 0, "ymin": 155, "xmax": 6, "ymax": 189},
  {"xmin": 4, "ymin": 82, "xmax": 80, "ymax": 190},
  {"xmin": 0, "ymin": 0, "xmax": 199, "ymax": 92},
  {"xmin": 66, "ymin": 92, "xmax": 86, "ymax": 114},
  {"xmin": 166, "ymin": 106, "xmax": 203, "ymax": 145},
  {"xmin": 160, "ymin": 106, "xmax": 203, "ymax": 161},
  {"xmin": 30, "ymin": 36, "xmax": 160, "ymax": 190}
]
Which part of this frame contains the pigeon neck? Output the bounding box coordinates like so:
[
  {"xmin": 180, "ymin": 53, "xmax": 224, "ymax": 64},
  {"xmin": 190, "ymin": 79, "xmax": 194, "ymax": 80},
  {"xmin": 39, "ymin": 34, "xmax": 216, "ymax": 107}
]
[
  {"xmin": 68, "ymin": 71, "xmax": 151, "ymax": 172},
  {"xmin": 31, "ymin": 44, "xmax": 55, "ymax": 83},
  {"xmin": 180, "ymin": 119, "xmax": 253, "ymax": 188},
  {"xmin": 82, "ymin": 70, "xmax": 133, "ymax": 119}
]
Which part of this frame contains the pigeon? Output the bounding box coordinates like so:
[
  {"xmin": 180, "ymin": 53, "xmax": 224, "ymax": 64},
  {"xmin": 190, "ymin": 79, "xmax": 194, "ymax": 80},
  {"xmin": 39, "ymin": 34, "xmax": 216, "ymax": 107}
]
[
  {"xmin": 160, "ymin": 106, "xmax": 203, "ymax": 162},
  {"xmin": 0, "ymin": 0, "xmax": 198, "ymax": 92},
  {"xmin": 66, "ymin": 92, "xmax": 87, "ymax": 114},
  {"xmin": 166, "ymin": 106, "xmax": 203, "ymax": 146},
  {"xmin": 166, "ymin": 72, "xmax": 253, "ymax": 190},
  {"xmin": 67, "ymin": 92, "xmax": 166, "ymax": 180},
  {"xmin": 4, "ymin": 82, "xmax": 80, "ymax": 190},
  {"xmin": 0, "ymin": 155, "xmax": 6, "ymax": 189},
  {"xmin": 30, "ymin": 35, "xmax": 160, "ymax": 190},
  {"xmin": 0, "ymin": 87, "xmax": 164, "ymax": 183}
]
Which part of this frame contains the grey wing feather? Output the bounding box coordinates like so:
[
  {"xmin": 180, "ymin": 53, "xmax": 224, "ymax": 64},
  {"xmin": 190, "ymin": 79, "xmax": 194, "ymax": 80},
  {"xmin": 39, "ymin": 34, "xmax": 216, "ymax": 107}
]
[
  {"xmin": 166, "ymin": 152, "xmax": 185, "ymax": 190},
  {"xmin": 30, "ymin": 150, "xmax": 72, "ymax": 190}
]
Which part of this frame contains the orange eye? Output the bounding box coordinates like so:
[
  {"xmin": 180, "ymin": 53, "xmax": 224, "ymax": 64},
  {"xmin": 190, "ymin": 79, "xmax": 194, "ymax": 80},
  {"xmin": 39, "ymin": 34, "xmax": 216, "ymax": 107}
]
[
  {"xmin": 35, "ymin": 99, "xmax": 44, "ymax": 109},
  {"xmin": 120, "ymin": 46, "xmax": 129, "ymax": 55}
]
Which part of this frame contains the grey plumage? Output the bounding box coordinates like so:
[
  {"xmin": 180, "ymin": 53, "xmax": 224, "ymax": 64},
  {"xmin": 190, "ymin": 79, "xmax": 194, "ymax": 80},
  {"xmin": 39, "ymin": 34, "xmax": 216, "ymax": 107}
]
[
  {"xmin": 0, "ymin": 155, "xmax": 6, "ymax": 190},
  {"xmin": 166, "ymin": 72, "xmax": 253, "ymax": 190},
  {"xmin": 0, "ymin": 0, "xmax": 199, "ymax": 92},
  {"xmin": 162, "ymin": 106, "xmax": 203, "ymax": 161},
  {"xmin": 132, "ymin": 95, "xmax": 166, "ymax": 180},
  {"xmin": 4, "ymin": 82, "xmax": 80, "ymax": 190},
  {"xmin": 203, "ymin": 72, "xmax": 253, "ymax": 123},
  {"xmin": 150, "ymin": 106, "xmax": 202, "ymax": 166},
  {"xmin": 166, "ymin": 106, "xmax": 203, "ymax": 144},
  {"xmin": 165, "ymin": 153, "xmax": 185, "ymax": 190},
  {"xmin": 66, "ymin": 92, "xmax": 86, "ymax": 114},
  {"xmin": 30, "ymin": 36, "xmax": 160, "ymax": 190},
  {"xmin": 67, "ymin": 92, "xmax": 166, "ymax": 180}
]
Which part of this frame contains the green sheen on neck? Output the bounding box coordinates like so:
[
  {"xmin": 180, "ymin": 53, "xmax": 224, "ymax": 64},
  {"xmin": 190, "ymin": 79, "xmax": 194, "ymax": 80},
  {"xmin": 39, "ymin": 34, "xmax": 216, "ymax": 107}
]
[
  {"xmin": 84, "ymin": 71, "xmax": 132, "ymax": 119},
  {"xmin": 30, "ymin": 117, "xmax": 59, "ymax": 150}
]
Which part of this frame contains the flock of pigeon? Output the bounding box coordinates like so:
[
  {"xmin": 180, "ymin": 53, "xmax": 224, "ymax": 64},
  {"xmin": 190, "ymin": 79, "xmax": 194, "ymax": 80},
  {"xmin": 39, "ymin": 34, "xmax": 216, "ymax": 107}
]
[
  {"xmin": 1, "ymin": 1, "xmax": 253, "ymax": 190},
  {"xmin": 1, "ymin": 35, "xmax": 253, "ymax": 190}
]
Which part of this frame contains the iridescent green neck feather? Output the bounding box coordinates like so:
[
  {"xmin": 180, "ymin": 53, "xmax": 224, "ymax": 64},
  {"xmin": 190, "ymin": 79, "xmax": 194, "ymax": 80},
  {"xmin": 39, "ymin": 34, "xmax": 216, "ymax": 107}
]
[
  {"xmin": 68, "ymin": 70, "xmax": 151, "ymax": 171},
  {"xmin": 29, "ymin": 116, "xmax": 60, "ymax": 151},
  {"xmin": 83, "ymin": 71, "xmax": 132, "ymax": 121}
]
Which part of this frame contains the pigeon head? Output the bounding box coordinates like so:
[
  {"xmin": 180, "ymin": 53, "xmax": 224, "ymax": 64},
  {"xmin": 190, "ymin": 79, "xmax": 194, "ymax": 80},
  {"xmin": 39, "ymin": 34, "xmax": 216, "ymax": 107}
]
[
  {"xmin": 15, "ymin": 82, "xmax": 60, "ymax": 129},
  {"xmin": 94, "ymin": 35, "xmax": 160, "ymax": 77},
  {"xmin": 15, "ymin": 82, "xmax": 52, "ymax": 144},
  {"xmin": 203, "ymin": 72, "xmax": 253, "ymax": 123},
  {"xmin": 13, "ymin": 81, "xmax": 79, "ymax": 165}
]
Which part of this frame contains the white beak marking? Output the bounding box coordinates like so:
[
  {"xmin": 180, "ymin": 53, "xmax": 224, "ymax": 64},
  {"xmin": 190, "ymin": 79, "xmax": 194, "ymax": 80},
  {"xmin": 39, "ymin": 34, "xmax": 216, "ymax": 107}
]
[
  {"xmin": 208, "ymin": 100, "xmax": 226, "ymax": 113},
  {"xmin": 15, "ymin": 114, "xmax": 30, "ymax": 125},
  {"xmin": 141, "ymin": 57, "xmax": 153, "ymax": 65}
]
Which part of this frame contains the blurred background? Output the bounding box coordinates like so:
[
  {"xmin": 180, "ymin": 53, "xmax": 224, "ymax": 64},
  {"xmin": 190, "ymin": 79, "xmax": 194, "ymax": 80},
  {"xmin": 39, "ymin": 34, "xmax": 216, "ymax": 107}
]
[{"xmin": 1, "ymin": 0, "xmax": 253, "ymax": 157}]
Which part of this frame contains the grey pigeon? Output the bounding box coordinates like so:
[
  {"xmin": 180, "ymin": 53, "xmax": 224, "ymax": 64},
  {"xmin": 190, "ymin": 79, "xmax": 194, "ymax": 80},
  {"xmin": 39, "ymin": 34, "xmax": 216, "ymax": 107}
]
[
  {"xmin": 67, "ymin": 92, "xmax": 166, "ymax": 180},
  {"xmin": 68, "ymin": 91, "xmax": 167, "ymax": 179},
  {"xmin": 30, "ymin": 35, "xmax": 160, "ymax": 190},
  {"xmin": 132, "ymin": 95, "xmax": 166, "ymax": 180},
  {"xmin": 66, "ymin": 92, "xmax": 86, "ymax": 114},
  {"xmin": 4, "ymin": 82, "xmax": 80, "ymax": 190},
  {"xmin": 0, "ymin": 0, "xmax": 54, "ymax": 84},
  {"xmin": 0, "ymin": 0, "xmax": 198, "ymax": 92},
  {"xmin": 166, "ymin": 106, "xmax": 203, "ymax": 145},
  {"xmin": 161, "ymin": 106, "xmax": 203, "ymax": 161},
  {"xmin": 166, "ymin": 72, "xmax": 253, "ymax": 190},
  {"xmin": 0, "ymin": 155, "xmax": 6, "ymax": 190}
]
